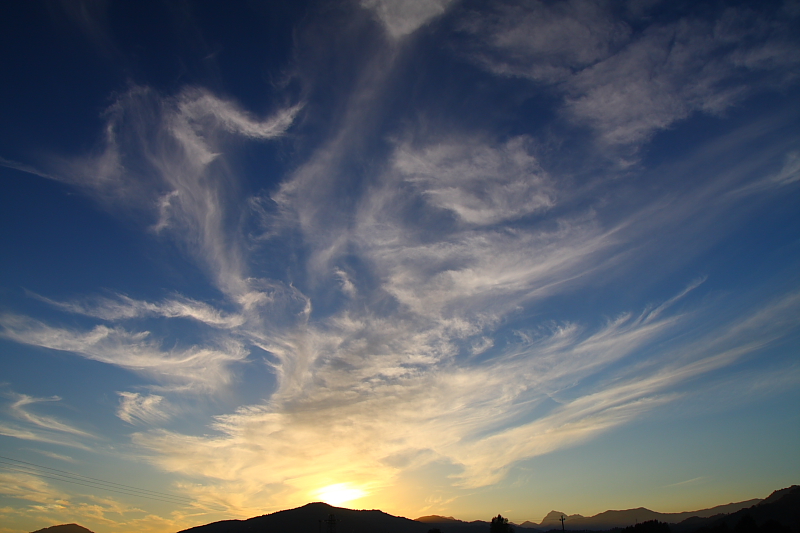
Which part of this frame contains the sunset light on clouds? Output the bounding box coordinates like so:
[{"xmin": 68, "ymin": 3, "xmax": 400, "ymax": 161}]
[
  {"xmin": 315, "ymin": 484, "xmax": 368, "ymax": 507},
  {"xmin": 0, "ymin": 1, "xmax": 799, "ymax": 532}
]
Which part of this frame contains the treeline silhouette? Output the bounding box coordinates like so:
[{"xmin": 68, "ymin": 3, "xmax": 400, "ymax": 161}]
[
  {"xmin": 618, "ymin": 521, "xmax": 671, "ymax": 533},
  {"xmin": 694, "ymin": 515, "xmax": 793, "ymax": 533},
  {"xmin": 610, "ymin": 517, "xmax": 792, "ymax": 533}
]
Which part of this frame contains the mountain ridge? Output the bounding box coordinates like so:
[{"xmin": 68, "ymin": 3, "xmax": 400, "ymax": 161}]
[
  {"xmin": 31, "ymin": 485, "xmax": 799, "ymax": 533},
  {"xmin": 162, "ymin": 486, "xmax": 800, "ymax": 533},
  {"xmin": 527, "ymin": 499, "xmax": 764, "ymax": 530}
]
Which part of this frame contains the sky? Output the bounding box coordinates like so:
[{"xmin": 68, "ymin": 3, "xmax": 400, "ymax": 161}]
[{"xmin": 0, "ymin": 1, "xmax": 799, "ymax": 532}]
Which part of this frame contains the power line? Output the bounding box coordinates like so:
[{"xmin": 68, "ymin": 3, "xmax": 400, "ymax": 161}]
[
  {"xmin": 0, "ymin": 455, "xmax": 213, "ymax": 508},
  {"xmin": 0, "ymin": 463, "xmax": 193, "ymax": 505},
  {"xmin": 0, "ymin": 455, "xmax": 193, "ymax": 501}
]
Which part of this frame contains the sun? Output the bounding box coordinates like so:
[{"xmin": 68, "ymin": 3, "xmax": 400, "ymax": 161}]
[{"xmin": 314, "ymin": 483, "xmax": 367, "ymax": 506}]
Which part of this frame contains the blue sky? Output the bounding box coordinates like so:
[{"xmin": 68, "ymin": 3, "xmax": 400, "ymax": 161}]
[{"xmin": 1, "ymin": 1, "xmax": 799, "ymax": 532}]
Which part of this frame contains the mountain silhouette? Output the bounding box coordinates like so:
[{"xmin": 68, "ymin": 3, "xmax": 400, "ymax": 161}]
[
  {"xmin": 28, "ymin": 485, "xmax": 797, "ymax": 533},
  {"xmin": 523, "ymin": 500, "xmax": 764, "ymax": 530},
  {"xmin": 673, "ymin": 485, "xmax": 799, "ymax": 533},
  {"xmin": 413, "ymin": 515, "xmax": 528, "ymax": 533},
  {"xmin": 417, "ymin": 515, "xmax": 462, "ymax": 524},
  {"xmin": 760, "ymin": 486, "xmax": 799, "ymax": 507},
  {"xmin": 175, "ymin": 487, "xmax": 797, "ymax": 533},
  {"xmin": 30, "ymin": 525, "xmax": 94, "ymax": 533},
  {"xmin": 178, "ymin": 502, "xmax": 435, "ymax": 533}
]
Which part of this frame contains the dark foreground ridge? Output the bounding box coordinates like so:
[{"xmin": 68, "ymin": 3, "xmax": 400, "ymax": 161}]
[{"xmin": 176, "ymin": 486, "xmax": 798, "ymax": 533}]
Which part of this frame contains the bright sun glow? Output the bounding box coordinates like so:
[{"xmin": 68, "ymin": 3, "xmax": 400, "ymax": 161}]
[{"xmin": 314, "ymin": 483, "xmax": 367, "ymax": 506}]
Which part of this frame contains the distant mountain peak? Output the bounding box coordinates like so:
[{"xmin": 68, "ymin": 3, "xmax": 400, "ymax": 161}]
[
  {"xmin": 300, "ymin": 502, "xmax": 337, "ymax": 509},
  {"xmin": 532, "ymin": 496, "xmax": 767, "ymax": 531},
  {"xmin": 31, "ymin": 525, "xmax": 94, "ymax": 533},
  {"xmin": 416, "ymin": 515, "xmax": 460, "ymax": 523},
  {"xmin": 541, "ymin": 510, "xmax": 584, "ymax": 522}
]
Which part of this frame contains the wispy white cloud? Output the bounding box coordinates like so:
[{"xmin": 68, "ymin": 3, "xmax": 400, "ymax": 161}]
[
  {"xmin": 768, "ymin": 150, "xmax": 800, "ymax": 186},
  {"xmin": 394, "ymin": 136, "xmax": 554, "ymax": 225},
  {"xmin": 729, "ymin": 149, "xmax": 800, "ymax": 195},
  {"xmin": 361, "ymin": 0, "xmax": 456, "ymax": 39},
  {"xmin": 334, "ymin": 268, "xmax": 357, "ymax": 298},
  {"xmin": 664, "ymin": 477, "xmax": 704, "ymax": 488},
  {"xmin": 0, "ymin": 423, "xmax": 90, "ymax": 450},
  {"xmin": 129, "ymin": 287, "xmax": 800, "ymax": 512},
  {"xmin": 31, "ymin": 292, "xmax": 245, "ymax": 329},
  {"xmin": 0, "ymin": 391, "xmax": 92, "ymax": 449},
  {"xmin": 563, "ymin": 19, "xmax": 739, "ymax": 146},
  {"xmin": 7, "ymin": 393, "xmax": 93, "ymax": 438},
  {"xmin": 351, "ymin": 135, "xmax": 618, "ymax": 320},
  {"xmin": 0, "ymin": 315, "xmax": 247, "ymax": 391},
  {"xmin": 47, "ymin": 86, "xmax": 301, "ymax": 302},
  {"xmin": 461, "ymin": 1, "xmax": 800, "ymax": 146},
  {"xmin": 116, "ymin": 392, "xmax": 172, "ymax": 426},
  {"xmin": 462, "ymin": 0, "xmax": 630, "ymax": 83},
  {"xmin": 30, "ymin": 450, "xmax": 76, "ymax": 464},
  {"xmin": 0, "ymin": 156, "xmax": 60, "ymax": 181},
  {"xmin": 0, "ymin": 87, "xmax": 306, "ymax": 400},
  {"xmin": 0, "ymin": 470, "xmax": 68, "ymax": 505},
  {"xmin": 201, "ymin": 62, "xmax": 800, "ymax": 509},
  {"xmin": 361, "ymin": 219, "xmax": 615, "ymax": 319}
]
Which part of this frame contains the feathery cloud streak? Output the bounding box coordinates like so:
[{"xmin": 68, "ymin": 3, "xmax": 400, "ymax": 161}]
[{"xmin": 50, "ymin": 86, "xmax": 302, "ymax": 301}]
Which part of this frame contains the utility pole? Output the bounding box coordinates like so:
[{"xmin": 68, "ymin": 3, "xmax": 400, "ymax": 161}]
[
  {"xmin": 560, "ymin": 515, "xmax": 566, "ymax": 532},
  {"xmin": 325, "ymin": 513, "xmax": 337, "ymax": 533}
]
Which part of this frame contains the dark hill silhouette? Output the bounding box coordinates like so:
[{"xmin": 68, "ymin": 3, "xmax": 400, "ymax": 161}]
[
  {"xmin": 175, "ymin": 486, "xmax": 798, "ymax": 533},
  {"xmin": 178, "ymin": 503, "xmax": 536, "ymax": 533},
  {"xmin": 528, "ymin": 500, "xmax": 763, "ymax": 530},
  {"xmin": 415, "ymin": 514, "xmax": 547, "ymax": 533},
  {"xmin": 31, "ymin": 525, "xmax": 94, "ymax": 533},
  {"xmin": 527, "ymin": 511, "xmax": 585, "ymax": 529},
  {"xmin": 418, "ymin": 515, "xmax": 462, "ymax": 524},
  {"xmin": 414, "ymin": 515, "xmax": 534, "ymax": 533},
  {"xmin": 760, "ymin": 486, "xmax": 799, "ymax": 507},
  {"xmin": 673, "ymin": 485, "xmax": 799, "ymax": 533},
  {"xmin": 179, "ymin": 502, "xmax": 435, "ymax": 533}
]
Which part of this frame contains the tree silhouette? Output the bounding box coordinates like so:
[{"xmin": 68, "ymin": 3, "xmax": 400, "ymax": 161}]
[
  {"xmin": 760, "ymin": 519, "xmax": 791, "ymax": 533},
  {"xmin": 734, "ymin": 515, "xmax": 759, "ymax": 533},
  {"xmin": 490, "ymin": 514, "xmax": 514, "ymax": 533},
  {"xmin": 622, "ymin": 521, "xmax": 670, "ymax": 533}
]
